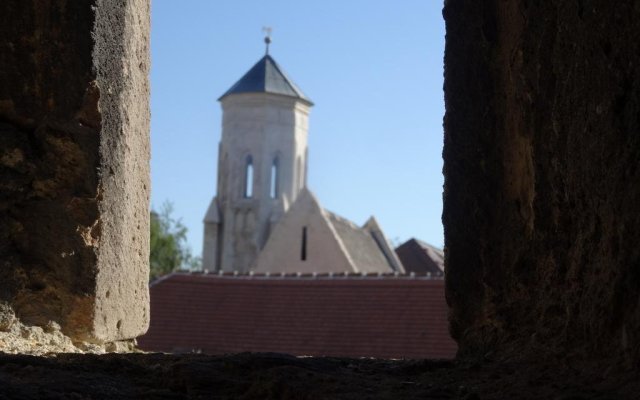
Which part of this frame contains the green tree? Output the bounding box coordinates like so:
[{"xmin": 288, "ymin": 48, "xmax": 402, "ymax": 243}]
[{"xmin": 149, "ymin": 202, "xmax": 201, "ymax": 280}]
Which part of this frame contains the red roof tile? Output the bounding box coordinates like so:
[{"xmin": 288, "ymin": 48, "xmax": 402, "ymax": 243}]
[{"xmin": 138, "ymin": 273, "xmax": 457, "ymax": 359}]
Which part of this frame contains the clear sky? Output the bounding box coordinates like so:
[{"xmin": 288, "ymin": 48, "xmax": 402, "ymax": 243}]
[{"xmin": 150, "ymin": 1, "xmax": 446, "ymax": 257}]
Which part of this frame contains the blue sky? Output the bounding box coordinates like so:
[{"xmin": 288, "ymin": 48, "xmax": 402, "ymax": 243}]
[{"xmin": 150, "ymin": 1, "xmax": 445, "ymax": 256}]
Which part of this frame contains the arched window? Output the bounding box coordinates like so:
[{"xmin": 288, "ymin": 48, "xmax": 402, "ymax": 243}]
[
  {"xmin": 270, "ymin": 157, "xmax": 279, "ymax": 199},
  {"xmin": 244, "ymin": 155, "xmax": 253, "ymax": 198}
]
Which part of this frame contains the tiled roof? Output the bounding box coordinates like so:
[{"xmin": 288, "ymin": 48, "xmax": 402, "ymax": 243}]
[
  {"xmin": 326, "ymin": 212, "xmax": 396, "ymax": 273},
  {"xmin": 395, "ymin": 239, "xmax": 445, "ymax": 275},
  {"xmin": 219, "ymin": 55, "xmax": 313, "ymax": 105},
  {"xmin": 138, "ymin": 273, "xmax": 457, "ymax": 359}
]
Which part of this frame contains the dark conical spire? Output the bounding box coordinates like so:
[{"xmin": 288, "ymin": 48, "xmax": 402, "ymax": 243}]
[{"xmin": 218, "ymin": 54, "xmax": 313, "ymax": 105}]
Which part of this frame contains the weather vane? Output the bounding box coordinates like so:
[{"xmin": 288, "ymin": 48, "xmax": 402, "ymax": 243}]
[{"xmin": 262, "ymin": 26, "xmax": 272, "ymax": 55}]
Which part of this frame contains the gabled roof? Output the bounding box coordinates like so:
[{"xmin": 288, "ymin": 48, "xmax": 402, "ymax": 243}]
[
  {"xmin": 137, "ymin": 273, "xmax": 457, "ymax": 359},
  {"xmin": 219, "ymin": 55, "xmax": 313, "ymax": 105},
  {"xmin": 326, "ymin": 213, "xmax": 404, "ymax": 273},
  {"xmin": 395, "ymin": 238, "xmax": 445, "ymax": 275},
  {"xmin": 254, "ymin": 188, "xmax": 402, "ymax": 274}
]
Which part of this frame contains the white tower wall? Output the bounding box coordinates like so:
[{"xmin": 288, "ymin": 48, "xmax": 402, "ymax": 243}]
[{"xmin": 203, "ymin": 93, "xmax": 311, "ymax": 272}]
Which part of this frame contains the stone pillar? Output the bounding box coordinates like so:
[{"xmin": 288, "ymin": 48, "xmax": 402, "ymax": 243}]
[
  {"xmin": 443, "ymin": 0, "xmax": 640, "ymax": 362},
  {"xmin": 0, "ymin": 0, "xmax": 150, "ymax": 343}
]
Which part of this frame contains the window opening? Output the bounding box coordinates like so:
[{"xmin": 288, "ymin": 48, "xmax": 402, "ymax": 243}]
[
  {"xmin": 244, "ymin": 155, "xmax": 253, "ymax": 198},
  {"xmin": 301, "ymin": 226, "xmax": 307, "ymax": 261},
  {"xmin": 270, "ymin": 158, "xmax": 279, "ymax": 199}
]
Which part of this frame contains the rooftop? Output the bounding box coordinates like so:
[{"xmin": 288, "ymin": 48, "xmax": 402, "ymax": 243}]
[
  {"xmin": 138, "ymin": 272, "xmax": 456, "ymax": 359},
  {"xmin": 395, "ymin": 238, "xmax": 445, "ymax": 275},
  {"xmin": 218, "ymin": 55, "xmax": 313, "ymax": 105}
]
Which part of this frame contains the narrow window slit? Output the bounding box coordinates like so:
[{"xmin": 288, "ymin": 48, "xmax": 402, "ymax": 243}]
[
  {"xmin": 270, "ymin": 158, "xmax": 279, "ymax": 199},
  {"xmin": 301, "ymin": 226, "xmax": 307, "ymax": 261},
  {"xmin": 244, "ymin": 155, "xmax": 253, "ymax": 198}
]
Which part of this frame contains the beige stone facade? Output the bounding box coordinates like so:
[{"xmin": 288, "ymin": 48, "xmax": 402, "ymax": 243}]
[{"xmin": 255, "ymin": 189, "xmax": 403, "ymax": 274}]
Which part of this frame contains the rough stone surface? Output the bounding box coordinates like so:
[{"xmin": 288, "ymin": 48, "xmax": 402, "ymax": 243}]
[
  {"xmin": 0, "ymin": 0, "xmax": 150, "ymax": 343},
  {"xmin": 0, "ymin": 317, "xmax": 137, "ymax": 356},
  {"xmin": 0, "ymin": 352, "xmax": 639, "ymax": 399},
  {"xmin": 92, "ymin": 0, "xmax": 151, "ymax": 343},
  {"xmin": 0, "ymin": 302, "xmax": 15, "ymax": 332},
  {"xmin": 443, "ymin": 0, "xmax": 640, "ymax": 362}
]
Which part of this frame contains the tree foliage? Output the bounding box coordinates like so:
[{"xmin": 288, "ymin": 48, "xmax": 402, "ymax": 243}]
[{"xmin": 149, "ymin": 202, "xmax": 200, "ymax": 280}]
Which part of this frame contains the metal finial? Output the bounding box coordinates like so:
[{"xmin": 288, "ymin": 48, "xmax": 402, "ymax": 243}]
[{"xmin": 262, "ymin": 26, "xmax": 272, "ymax": 55}]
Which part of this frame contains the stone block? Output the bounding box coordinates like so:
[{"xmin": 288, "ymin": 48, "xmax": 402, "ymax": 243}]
[
  {"xmin": 0, "ymin": 0, "xmax": 150, "ymax": 343},
  {"xmin": 443, "ymin": 0, "xmax": 640, "ymax": 362}
]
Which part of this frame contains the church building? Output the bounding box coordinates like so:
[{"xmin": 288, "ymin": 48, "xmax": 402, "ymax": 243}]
[{"xmin": 202, "ymin": 41, "xmax": 403, "ymax": 274}]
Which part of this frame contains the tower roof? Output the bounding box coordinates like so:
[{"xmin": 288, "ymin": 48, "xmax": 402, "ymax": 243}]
[{"xmin": 218, "ymin": 55, "xmax": 313, "ymax": 105}]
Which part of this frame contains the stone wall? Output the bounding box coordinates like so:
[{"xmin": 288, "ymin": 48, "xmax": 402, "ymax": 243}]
[
  {"xmin": 443, "ymin": 0, "xmax": 640, "ymax": 362},
  {"xmin": 0, "ymin": 0, "xmax": 150, "ymax": 343}
]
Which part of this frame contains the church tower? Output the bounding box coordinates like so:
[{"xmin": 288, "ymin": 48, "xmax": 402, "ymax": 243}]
[{"xmin": 202, "ymin": 41, "xmax": 313, "ymax": 272}]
